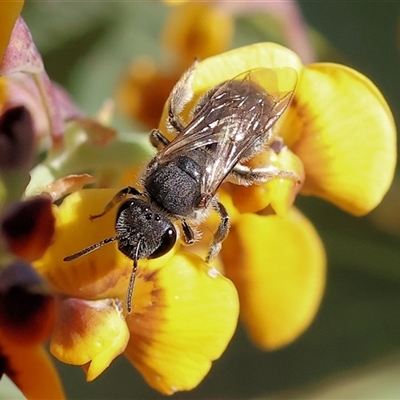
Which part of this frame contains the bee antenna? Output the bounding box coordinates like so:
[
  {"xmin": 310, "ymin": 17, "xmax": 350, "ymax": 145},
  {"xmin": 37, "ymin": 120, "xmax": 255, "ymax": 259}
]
[
  {"xmin": 63, "ymin": 236, "xmax": 118, "ymax": 262},
  {"xmin": 126, "ymin": 238, "xmax": 142, "ymax": 313}
]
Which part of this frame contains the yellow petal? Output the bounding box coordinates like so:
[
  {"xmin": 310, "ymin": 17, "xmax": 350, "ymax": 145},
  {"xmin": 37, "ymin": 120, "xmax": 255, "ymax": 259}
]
[
  {"xmin": 162, "ymin": 2, "xmax": 233, "ymax": 67},
  {"xmin": 221, "ymin": 208, "xmax": 326, "ymax": 350},
  {"xmin": 125, "ymin": 251, "xmax": 239, "ymax": 394},
  {"xmin": 50, "ymin": 298, "xmax": 129, "ymax": 381},
  {"xmin": 281, "ymin": 63, "xmax": 397, "ymax": 215},
  {"xmin": 0, "ymin": 2, "xmax": 23, "ymax": 63},
  {"xmin": 192, "ymin": 42, "xmax": 303, "ymax": 93},
  {"xmin": 0, "ymin": 336, "xmax": 64, "ymax": 400}
]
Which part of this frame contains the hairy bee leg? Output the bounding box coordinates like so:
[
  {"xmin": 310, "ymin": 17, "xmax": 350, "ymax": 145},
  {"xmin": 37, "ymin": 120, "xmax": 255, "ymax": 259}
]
[
  {"xmin": 170, "ymin": 60, "xmax": 197, "ymax": 115},
  {"xmin": 230, "ymin": 163, "xmax": 301, "ymax": 186},
  {"xmin": 90, "ymin": 186, "xmax": 143, "ymax": 221},
  {"xmin": 206, "ymin": 201, "xmax": 230, "ymax": 263},
  {"xmin": 150, "ymin": 129, "xmax": 170, "ymax": 150},
  {"xmin": 167, "ymin": 60, "xmax": 197, "ymax": 134},
  {"xmin": 181, "ymin": 220, "xmax": 195, "ymax": 244},
  {"xmin": 167, "ymin": 107, "xmax": 185, "ymax": 134}
]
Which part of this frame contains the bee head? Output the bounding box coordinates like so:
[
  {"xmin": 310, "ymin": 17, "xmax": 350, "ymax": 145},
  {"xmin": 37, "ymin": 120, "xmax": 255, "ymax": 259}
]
[{"xmin": 115, "ymin": 198, "xmax": 177, "ymax": 261}]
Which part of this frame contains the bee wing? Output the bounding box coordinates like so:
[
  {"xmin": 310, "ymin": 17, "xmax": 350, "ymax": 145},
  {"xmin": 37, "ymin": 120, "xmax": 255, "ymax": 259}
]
[
  {"xmin": 157, "ymin": 67, "xmax": 297, "ymax": 196},
  {"xmin": 200, "ymin": 67, "xmax": 297, "ymax": 195},
  {"xmin": 201, "ymin": 101, "xmax": 295, "ymax": 195}
]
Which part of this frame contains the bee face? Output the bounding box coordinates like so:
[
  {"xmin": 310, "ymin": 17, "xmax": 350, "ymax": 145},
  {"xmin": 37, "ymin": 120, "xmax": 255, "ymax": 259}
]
[{"xmin": 115, "ymin": 198, "xmax": 176, "ymax": 261}]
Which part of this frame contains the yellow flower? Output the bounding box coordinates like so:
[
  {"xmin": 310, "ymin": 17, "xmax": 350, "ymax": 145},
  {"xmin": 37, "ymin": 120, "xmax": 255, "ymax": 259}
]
[
  {"xmin": 27, "ymin": 41, "xmax": 395, "ymax": 396},
  {"xmin": 116, "ymin": 57, "xmax": 180, "ymax": 129},
  {"xmin": 116, "ymin": 2, "xmax": 233, "ymax": 129},
  {"xmin": 162, "ymin": 2, "xmax": 233, "ymax": 68},
  {"xmin": 34, "ymin": 189, "xmax": 239, "ymax": 394},
  {"xmin": 0, "ymin": 9, "xmax": 103, "ymax": 398},
  {"xmin": 156, "ymin": 42, "xmax": 396, "ymax": 350}
]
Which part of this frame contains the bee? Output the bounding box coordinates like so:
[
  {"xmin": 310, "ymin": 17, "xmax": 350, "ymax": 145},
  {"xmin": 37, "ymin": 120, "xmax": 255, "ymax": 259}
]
[{"xmin": 64, "ymin": 61, "xmax": 298, "ymax": 312}]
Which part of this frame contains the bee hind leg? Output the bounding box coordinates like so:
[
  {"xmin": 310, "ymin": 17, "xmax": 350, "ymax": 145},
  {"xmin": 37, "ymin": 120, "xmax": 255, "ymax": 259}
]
[{"xmin": 230, "ymin": 163, "xmax": 301, "ymax": 186}]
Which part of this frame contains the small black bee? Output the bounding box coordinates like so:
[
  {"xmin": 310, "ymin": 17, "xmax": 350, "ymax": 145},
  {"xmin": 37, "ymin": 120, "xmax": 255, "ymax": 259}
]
[{"xmin": 64, "ymin": 62, "xmax": 297, "ymax": 312}]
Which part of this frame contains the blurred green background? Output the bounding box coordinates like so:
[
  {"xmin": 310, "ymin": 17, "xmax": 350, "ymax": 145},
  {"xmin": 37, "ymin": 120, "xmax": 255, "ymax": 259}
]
[{"xmin": 18, "ymin": 1, "xmax": 400, "ymax": 399}]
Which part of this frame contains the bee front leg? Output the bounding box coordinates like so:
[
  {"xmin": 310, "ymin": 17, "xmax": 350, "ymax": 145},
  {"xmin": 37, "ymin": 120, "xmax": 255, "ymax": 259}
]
[
  {"xmin": 181, "ymin": 220, "xmax": 195, "ymax": 244},
  {"xmin": 90, "ymin": 186, "xmax": 143, "ymax": 221},
  {"xmin": 206, "ymin": 200, "xmax": 230, "ymax": 263},
  {"xmin": 230, "ymin": 163, "xmax": 301, "ymax": 186}
]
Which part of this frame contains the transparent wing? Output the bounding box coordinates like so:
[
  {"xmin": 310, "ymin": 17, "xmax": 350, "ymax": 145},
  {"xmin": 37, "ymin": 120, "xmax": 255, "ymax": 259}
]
[{"xmin": 156, "ymin": 67, "xmax": 297, "ymax": 197}]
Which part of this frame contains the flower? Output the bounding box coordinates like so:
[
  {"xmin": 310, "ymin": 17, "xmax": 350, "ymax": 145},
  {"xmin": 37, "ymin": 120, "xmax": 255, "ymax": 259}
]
[
  {"xmin": 116, "ymin": 1, "xmax": 233, "ymax": 129},
  {"xmin": 0, "ymin": 3, "xmax": 396, "ymax": 397},
  {"xmin": 34, "ymin": 189, "xmax": 239, "ymax": 394},
  {"xmin": 0, "ymin": 261, "xmax": 64, "ymax": 400},
  {"xmin": 117, "ymin": 0, "xmax": 316, "ymax": 131},
  {"xmin": 0, "ymin": 5, "xmax": 63, "ymax": 398},
  {"xmin": 155, "ymin": 42, "xmax": 396, "ymax": 350},
  {"xmin": 1, "ymin": 10, "xmax": 238, "ymax": 396},
  {"xmin": 31, "ymin": 40, "xmax": 395, "ymax": 396},
  {"xmin": 0, "ymin": 8, "xmax": 93, "ymax": 398}
]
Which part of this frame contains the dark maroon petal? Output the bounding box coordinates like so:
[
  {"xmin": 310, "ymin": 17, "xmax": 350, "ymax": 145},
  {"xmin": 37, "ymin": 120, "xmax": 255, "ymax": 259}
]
[
  {"xmin": 0, "ymin": 261, "xmax": 55, "ymax": 345},
  {"xmin": 0, "ymin": 195, "xmax": 55, "ymax": 261}
]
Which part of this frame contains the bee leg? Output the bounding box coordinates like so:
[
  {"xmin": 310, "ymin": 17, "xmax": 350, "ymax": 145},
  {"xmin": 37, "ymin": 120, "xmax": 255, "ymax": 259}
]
[
  {"xmin": 181, "ymin": 220, "xmax": 195, "ymax": 244},
  {"xmin": 150, "ymin": 129, "xmax": 170, "ymax": 150},
  {"xmin": 167, "ymin": 60, "xmax": 197, "ymax": 134},
  {"xmin": 206, "ymin": 200, "xmax": 230, "ymax": 263},
  {"xmin": 230, "ymin": 163, "xmax": 301, "ymax": 186},
  {"xmin": 167, "ymin": 107, "xmax": 185, "ymax": 134},
  {"xmin": 90, "ymin": 186, "xmax": 143, "ymax": 221}
]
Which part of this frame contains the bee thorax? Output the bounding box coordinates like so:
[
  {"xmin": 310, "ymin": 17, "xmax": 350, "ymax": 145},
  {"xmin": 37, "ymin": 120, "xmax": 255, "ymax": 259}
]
[{"xmin": 144, "ymin": 155, "xmax": 203, "ymax": 216}]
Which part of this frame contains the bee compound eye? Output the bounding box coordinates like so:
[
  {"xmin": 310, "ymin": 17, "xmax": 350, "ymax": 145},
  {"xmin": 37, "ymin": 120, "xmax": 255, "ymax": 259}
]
[{"xmin": 149, "ymin": 227, "xmax": 177, "ymax": 259}]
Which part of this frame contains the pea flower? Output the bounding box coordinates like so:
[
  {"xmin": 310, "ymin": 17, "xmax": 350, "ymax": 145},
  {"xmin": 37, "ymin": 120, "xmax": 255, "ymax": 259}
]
[
  {"xmin": 0, "ymin": 4, "xmax": 63, "ymax": 398},
  {"xmin": 117, "ymin": 0, "xmax": 315, "ymax": 131},
  {"xmin": 0, "ymin": 8, "xmax": 90, "ymax": 399},
  {"xmin": 1, "ymin": 7, "xmax": 239, "ymax": 397},
  {"xmin": 116, "ymin": 1, "xmax": 233, "ymax": 129},
  {"xmin": 160, "ymin": 42, "xmax": 393, "ymax": 350},
  {"xmin": 34, "ymin": 40, "xmax": 395, "ymax": 396},
  {"xmin": 1, "ymin": 4, "xmax": 396, "ymax": 399}
]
